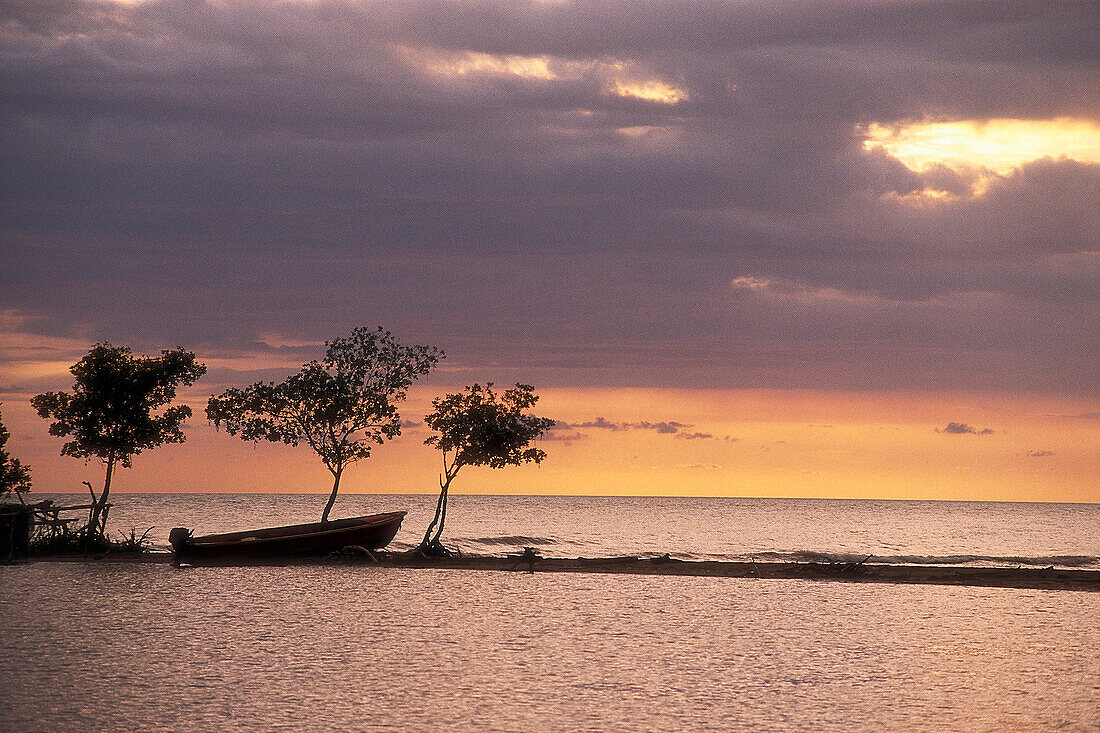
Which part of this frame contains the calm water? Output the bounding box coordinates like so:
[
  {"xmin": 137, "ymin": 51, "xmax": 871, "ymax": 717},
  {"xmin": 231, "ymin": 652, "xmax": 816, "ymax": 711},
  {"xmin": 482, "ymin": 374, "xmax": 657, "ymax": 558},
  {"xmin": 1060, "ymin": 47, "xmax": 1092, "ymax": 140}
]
[
  {"xmin": 33, "ymin": 493, "xmax": 1100, "ymax": 567},
  {"xmin": 2, "ymin": 495, "xmax": 1099, "ymax": 731}
]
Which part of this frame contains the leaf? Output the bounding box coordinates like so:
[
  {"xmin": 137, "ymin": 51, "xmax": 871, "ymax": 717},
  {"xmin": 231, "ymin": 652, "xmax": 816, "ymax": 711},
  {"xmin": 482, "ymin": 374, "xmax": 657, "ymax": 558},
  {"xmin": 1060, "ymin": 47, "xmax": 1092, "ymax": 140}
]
[
  {"xmin": 423, "ymin": 383, "xmax": 554, "ymax": 471},
  {"xmin": 205, "ymin": 327, "xmax": 442, "ymax": 479},
  {"xmin": 31, "ymin": 344, "xmax": 207, "ymax": 466}
]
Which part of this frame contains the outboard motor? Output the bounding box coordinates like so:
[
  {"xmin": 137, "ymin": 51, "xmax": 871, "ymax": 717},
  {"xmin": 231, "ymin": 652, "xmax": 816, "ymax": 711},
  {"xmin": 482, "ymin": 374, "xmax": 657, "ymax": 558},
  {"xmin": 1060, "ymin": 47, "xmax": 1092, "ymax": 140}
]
[{"xmin": 169, "ymin": 527, "xmax": 192, "ymax": 559}]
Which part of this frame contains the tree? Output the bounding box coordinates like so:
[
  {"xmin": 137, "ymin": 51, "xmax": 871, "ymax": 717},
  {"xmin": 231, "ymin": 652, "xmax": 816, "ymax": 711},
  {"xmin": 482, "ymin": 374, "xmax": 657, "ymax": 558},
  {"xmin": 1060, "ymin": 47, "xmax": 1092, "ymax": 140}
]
[
  {"xmin": 206, "ymin": 327, "xmax": 441, "ymax": 522},
  {"xmin": 0, "ymin": 406, "xmax": 33, "ymax": 501},
  {"xmin": 418, "ymin": 383, "xmax": 554, "ymax": 556},
  {"xmin": 31, "ymin": 344, "xmax": 206, "ymax": 542}
]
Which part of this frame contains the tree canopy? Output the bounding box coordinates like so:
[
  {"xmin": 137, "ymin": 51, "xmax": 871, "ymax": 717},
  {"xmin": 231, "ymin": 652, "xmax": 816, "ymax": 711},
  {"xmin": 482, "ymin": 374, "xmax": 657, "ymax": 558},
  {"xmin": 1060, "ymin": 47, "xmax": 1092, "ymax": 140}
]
[
  {"xmin": 0, "ymin": 407, "xmax": 32, "ymax": 499},
  {"xmin": 419, "ymin": 383, "xmax": 553, "ymax": 554},
  {"xmin": 31, "ymin": 343, "xmax": 206, "ymax": 541},
  {"xmin": 206, "ymin": 327, "xmax": 442, "ymax": 521}
]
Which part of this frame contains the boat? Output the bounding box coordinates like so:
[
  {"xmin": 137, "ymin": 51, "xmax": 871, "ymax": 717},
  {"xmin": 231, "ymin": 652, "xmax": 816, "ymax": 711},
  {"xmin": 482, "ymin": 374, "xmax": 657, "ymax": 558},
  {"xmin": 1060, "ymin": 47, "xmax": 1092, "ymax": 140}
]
[{"xmin": 169, "ymin": 511, "xmax": 406, "ymax": 563}]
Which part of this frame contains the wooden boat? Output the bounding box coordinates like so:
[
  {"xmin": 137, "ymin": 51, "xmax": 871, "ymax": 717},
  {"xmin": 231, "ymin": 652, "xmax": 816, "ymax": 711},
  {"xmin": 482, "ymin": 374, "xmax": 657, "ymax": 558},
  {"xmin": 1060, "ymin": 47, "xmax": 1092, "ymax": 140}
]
[{"xmin": 169, "ymin": 511, "xmax": 406, "ymax": 563}]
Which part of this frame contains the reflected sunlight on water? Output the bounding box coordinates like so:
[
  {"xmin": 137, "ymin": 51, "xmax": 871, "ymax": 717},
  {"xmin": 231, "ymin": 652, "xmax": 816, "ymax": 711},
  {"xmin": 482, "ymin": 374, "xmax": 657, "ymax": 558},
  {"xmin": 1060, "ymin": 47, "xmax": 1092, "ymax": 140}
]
[
  {"xmin": 2, "ymin": 563, "xmax": 1097, "ymax": 732},
  {"xmin": 38, "ymin": 493, "xmax": 1100, "ymax": 568}
]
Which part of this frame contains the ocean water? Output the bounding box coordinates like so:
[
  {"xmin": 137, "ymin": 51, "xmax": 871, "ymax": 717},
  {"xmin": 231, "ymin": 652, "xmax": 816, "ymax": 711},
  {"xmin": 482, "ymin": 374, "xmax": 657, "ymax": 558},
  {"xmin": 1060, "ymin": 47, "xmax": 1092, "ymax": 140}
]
[
  {"xmin": 2, "ymin": 495, "xmax": 1099, "ymax": 731},
  {"xmin": 29, "ymin": 492, "xmax": 1100, "ymax": 568}
]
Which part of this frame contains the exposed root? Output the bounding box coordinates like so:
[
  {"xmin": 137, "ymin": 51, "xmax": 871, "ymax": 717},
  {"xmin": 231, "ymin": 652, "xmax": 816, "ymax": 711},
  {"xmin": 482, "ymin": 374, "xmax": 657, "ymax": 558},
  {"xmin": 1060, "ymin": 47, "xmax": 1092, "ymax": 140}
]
[{"xmin": 410, "ymin": 539, "xmax": 455, "ymax": 558}]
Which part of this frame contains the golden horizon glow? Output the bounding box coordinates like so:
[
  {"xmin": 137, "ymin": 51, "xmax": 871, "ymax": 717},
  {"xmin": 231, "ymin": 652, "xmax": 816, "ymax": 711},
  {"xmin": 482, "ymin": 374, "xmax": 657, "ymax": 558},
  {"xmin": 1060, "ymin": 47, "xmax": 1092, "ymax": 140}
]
[
  {"xmin": 2, "ymin": 323, "xmax": 1095, "ymax": 504},
  {"xmin": 5, "ymin": 386, "xmax": 1097, "ymax": 504},
  {"xmin": 862, "ymin": 118, "xmax": 1100, "ymax": 174}
]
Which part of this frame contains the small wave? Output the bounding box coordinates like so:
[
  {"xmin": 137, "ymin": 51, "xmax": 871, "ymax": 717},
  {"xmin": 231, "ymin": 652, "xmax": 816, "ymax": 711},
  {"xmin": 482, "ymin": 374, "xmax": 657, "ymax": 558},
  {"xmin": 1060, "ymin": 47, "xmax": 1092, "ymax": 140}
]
[
  {"xmin": 463, "ymin": 535, "xmax": 558, "ymax": 546},
  {"xmin": 746, "ymin": 551, "xmax": 1100, "ymax": 567}
]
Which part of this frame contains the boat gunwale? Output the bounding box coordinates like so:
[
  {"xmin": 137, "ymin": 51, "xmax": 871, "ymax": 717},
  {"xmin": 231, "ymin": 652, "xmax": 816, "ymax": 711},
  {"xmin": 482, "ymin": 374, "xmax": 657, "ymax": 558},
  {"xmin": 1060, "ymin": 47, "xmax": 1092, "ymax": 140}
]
[{"xmin": 187, "ymin": 511, "xmax": 407, "ymax": 547}]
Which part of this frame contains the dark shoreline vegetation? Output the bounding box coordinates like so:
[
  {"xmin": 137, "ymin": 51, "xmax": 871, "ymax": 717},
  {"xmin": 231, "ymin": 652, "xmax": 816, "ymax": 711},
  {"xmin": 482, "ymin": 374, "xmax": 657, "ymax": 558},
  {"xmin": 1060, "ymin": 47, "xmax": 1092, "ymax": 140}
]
[
  {"xmin": 4, "ymin": 328, "xmax": 556, "ymax": 559},
  {"xmin": 22, "ymin": 551, "xmax": 1100, "ymax": 592},
  {"xmin": 5, "ymin": 332, "xmax": 1092, "ymax": 576}
]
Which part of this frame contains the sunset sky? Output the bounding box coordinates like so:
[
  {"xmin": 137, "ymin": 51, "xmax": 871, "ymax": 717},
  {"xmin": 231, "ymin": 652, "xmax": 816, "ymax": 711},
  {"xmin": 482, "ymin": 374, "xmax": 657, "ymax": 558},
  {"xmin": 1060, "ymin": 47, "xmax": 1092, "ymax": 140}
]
[{"xmin": 1, "ymin": 0, "xmax": 1097, "ymax": 502}]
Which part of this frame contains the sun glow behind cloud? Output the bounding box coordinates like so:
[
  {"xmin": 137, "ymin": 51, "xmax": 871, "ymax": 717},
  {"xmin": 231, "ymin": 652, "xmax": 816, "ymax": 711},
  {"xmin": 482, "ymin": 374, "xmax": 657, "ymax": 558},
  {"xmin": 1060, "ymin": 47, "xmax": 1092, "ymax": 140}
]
[
  {"xmin": 418, "ymin": 50, "xmax": 559, "ymax": 80},
  {"xmin": 862, "ymin": 118, "xmax": 1100, "ymax": 174},
  {"xmin": 413, "ymin": 48, "xmax": 688, "ymax": 106},
  {"xmin": 611, "ymin": 79, "xmax": 687, "ymax": 104}
]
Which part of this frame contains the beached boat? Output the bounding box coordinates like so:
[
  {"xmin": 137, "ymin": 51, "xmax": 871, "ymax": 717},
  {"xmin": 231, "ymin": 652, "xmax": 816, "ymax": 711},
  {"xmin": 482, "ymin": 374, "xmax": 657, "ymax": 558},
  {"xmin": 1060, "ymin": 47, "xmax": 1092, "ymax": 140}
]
[{"xmin": 169, "ymin": 511, "xmax": 406, "ymax": 563}]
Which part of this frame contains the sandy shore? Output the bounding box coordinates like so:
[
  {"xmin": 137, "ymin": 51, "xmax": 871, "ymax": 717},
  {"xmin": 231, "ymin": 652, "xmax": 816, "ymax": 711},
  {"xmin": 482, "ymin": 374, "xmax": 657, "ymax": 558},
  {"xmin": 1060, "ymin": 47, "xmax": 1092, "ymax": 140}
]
[{"xmin": 24, "ymin": 551, "xmax": 1100, "ymax": 591}]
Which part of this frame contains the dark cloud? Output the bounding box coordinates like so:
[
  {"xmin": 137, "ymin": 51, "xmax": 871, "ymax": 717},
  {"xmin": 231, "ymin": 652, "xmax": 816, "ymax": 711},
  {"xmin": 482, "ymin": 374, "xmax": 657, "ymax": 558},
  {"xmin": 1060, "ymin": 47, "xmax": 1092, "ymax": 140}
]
[
  {"xmin": 553, "ymin": 417, "xmax": 694, "ymax": 435},
  {"xmin": 1, "ymin": 0, "xmax": 1096, "ymax": 393},
  {"xmin": 630, "ymin": 421, "xmax": 687, "ymax": 434},
  {"xmin": 1029, "ymin": 450, "xmax": 1055, "ymax": 458},
  {"xmin": 538, "ymin": 429, "xmax": 587, "ymax": 443},
  {"xmin": 676, "ymin": 431, "xmax": 714, "ymax": 440},
  {"xmin": 938, "ymin": 422, "xmax": 994, "ymax": 435},
  {"xmin": 568, "ymin": 417, "xmax": 625, "ymax": 431}
]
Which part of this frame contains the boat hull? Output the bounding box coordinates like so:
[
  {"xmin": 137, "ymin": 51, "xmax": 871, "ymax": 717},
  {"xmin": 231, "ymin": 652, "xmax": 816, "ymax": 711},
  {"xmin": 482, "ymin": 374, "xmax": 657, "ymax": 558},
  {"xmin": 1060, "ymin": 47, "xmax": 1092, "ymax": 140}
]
[{"xmin": 170, "ymin": 511, "xmax": 406, "ymax": 563}]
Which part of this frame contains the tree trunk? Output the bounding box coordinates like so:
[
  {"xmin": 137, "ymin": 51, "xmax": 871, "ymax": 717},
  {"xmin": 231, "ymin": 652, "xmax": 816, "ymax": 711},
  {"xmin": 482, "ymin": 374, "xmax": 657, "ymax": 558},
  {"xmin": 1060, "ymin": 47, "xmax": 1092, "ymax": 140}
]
[
  {"xmin": 418, "ymin": 466, "xmax": 457, "ymax": 556},
  {"xmin": 430, "ymin": 483, "xmax": 450, "ymax": 546},
  {"xmin": 420, "ymin": 478, "xmax": 448, "ymax": 547},
  {"xmin": 321, "ymin": 469, "xmax": 342, "ymax": 522},
  {"xmin": 86, "ymin": 455, "xmax": 114, "ymax": 551}
]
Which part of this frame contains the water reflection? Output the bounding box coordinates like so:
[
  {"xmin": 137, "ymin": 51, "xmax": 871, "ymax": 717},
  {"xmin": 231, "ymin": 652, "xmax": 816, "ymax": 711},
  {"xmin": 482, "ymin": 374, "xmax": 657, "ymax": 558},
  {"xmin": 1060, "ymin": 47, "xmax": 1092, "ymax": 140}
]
[
  {"xmin": 2, "ymin": 563, "xmax": 1097, "ymax": 731},
  {"xmin": 34, "ymin": 493, "xmax": 1100, "ymax": 568}
]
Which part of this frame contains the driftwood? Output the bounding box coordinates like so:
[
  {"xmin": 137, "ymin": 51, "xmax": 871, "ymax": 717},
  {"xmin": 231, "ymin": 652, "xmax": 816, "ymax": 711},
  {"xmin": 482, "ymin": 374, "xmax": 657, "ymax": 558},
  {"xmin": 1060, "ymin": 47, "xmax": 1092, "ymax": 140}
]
[
  {"xmin": 506, "ymin": 546, "xmax": 542, "ymax": 572},
  {"xmin": 24, "ymin": 497, "xmax": 119, "ymax": 556},
  {"xmin": 35, "ymin": 517, "xmax": 78, "ymax": 527},
  {"xmin": 578, "ymin": 555, "xmax": 641, "ymax": 565},
  {"xmin": 41, "ymin": 503, "xmax": 101, "ymax": 512},
  {"xmin": 339, "ymin": 545, "xmax": 380, "ymax": 563},
  {"xmin": 837, "ymin": 555, "xmax": 874, "ymax": 574}
]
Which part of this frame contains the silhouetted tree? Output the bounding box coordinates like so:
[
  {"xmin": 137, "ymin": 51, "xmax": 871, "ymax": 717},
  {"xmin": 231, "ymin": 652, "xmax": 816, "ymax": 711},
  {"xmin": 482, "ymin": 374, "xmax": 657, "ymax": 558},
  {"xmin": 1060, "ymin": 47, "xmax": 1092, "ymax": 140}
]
[
  {"xmin": 31, "ymin": 344, "xmax": 206, "ymax": 543},
  {"xmin": 0, "ymin": 407, "xmax": 32, "ymax": 501},
  {"xmin": 206, "ymin": 327, "xmax": 441, "ymax": 522},
  {"xmin": 418, "ymin": 383, "xmax": 553, "ymax": 556}
]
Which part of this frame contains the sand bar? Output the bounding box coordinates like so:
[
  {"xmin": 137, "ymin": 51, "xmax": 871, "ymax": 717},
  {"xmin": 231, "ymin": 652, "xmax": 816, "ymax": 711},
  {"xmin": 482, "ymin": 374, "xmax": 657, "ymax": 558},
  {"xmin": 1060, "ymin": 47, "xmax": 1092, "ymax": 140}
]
[{"xmin": 21, "ymin": 552, "xmax": 1100, "ymax": 591}]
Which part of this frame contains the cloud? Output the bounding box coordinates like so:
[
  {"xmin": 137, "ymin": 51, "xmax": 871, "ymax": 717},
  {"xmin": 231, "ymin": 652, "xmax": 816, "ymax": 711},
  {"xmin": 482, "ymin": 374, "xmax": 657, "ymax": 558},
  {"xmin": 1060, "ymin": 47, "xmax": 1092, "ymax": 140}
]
[
  {"xmin": 568, "ymin": 417, "xmax": 625, "ymax": 431},
  {"xmin": 553, "ymin": 417, "xmax": 704, "ymax": 437},
  {"xmin": 628, "ymin": 420, "xmax": 687, "ymax": 434},
  {"xmin": 938, "ymin": 422, "xmax": 994, "ymax": 435},
  {"xmin": 539, "ymin": 430, "xmax": 587, "ymax": 443},
  {"xmin": 1042, "ymin": 412, "xmax": 1100, "ymax": 420},
  {"xmin": 0, "ymin": 0, "xmax": 1096, "ymax": 394},
  {"xmin": 679, "ymin": 463, "xmax": 723, "ymax": 471},
  {"xmin": 1029, "ymin": 450, "xmax": 1055, "ymax": 458},
  {"xmin": 676, "ymin": 431, "xmax": 714, "ymax": 440},
  {"xmin": 541, "ymin": 420, "xmax": 589, "ymax": 442},
  {"xmin": 611, "ymin": 79, "xmax": 687, "ymax": 104},
  {"xmin": 559, "ymin": 417, "xmax": 690, "ymax": 433}
]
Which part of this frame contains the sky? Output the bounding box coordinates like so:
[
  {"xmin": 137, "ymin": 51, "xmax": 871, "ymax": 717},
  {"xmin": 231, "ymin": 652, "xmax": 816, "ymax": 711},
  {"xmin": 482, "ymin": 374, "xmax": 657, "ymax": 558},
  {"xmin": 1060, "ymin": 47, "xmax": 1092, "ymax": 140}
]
[{"xmin": 1, "ymin": 0, "xmax": 1097, "ymax": 502}]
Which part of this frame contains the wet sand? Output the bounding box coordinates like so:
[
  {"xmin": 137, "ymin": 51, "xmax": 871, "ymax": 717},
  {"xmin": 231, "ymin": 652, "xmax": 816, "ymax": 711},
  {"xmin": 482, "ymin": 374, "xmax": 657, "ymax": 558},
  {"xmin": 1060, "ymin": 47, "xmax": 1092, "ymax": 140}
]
[{"xmin": 27, "ymin": 552, "xmax": 1100, "ymax": 591}]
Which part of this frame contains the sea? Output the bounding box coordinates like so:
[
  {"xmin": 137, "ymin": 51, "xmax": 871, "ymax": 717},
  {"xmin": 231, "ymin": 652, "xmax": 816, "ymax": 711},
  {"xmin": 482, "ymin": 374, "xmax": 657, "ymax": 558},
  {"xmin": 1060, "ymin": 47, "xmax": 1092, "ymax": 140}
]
[{"xmin": 2, "ymin": 494, "xmax": 1098, "ymax": 732}]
